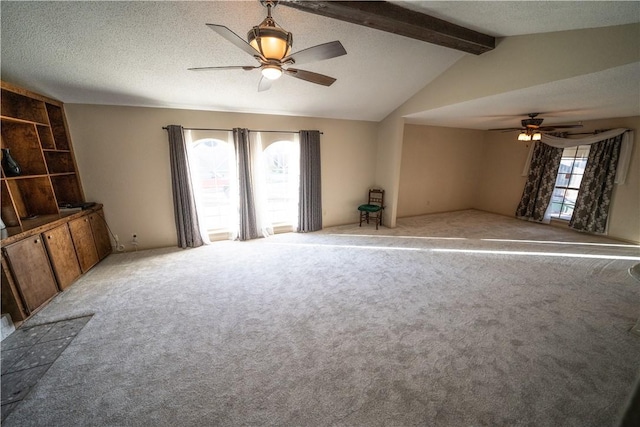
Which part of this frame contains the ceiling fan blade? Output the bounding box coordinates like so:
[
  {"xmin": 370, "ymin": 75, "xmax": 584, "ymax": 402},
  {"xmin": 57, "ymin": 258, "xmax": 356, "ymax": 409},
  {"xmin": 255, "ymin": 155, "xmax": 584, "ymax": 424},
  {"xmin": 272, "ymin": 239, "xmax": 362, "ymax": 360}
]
[
  {"xmin": 488, "ymin": 127, "xmax": 523, "ymax": 132},
  {"xmin": 205, "ymin": 24, "xmax": 264, "ymax": 60},
  {"xmin": 285, "ymin": 68, "xmax": 337, "ymax": 86},
  {"xmin": 282, "ymin": 41, "xmax": 347, "ymax": 65},
  {"xmin": 539, "ymin": 124, "xmax": 584, "ymax": 131},
  {"xmin": 188, "ymin": 65, "xmax": 258, "ymax": 71},
  {"xmin": 258, "ymin": 76, "xmax": 272, "ymax": 92}
]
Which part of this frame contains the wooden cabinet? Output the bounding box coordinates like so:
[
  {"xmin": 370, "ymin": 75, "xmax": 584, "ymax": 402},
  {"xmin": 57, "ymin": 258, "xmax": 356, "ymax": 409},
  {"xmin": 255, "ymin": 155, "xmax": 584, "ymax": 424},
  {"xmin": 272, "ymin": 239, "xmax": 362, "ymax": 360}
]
[
  {"xmin": 1, "ymin": 81, "xmax": 112, "ymax": 325},
  {"xmin": 2, "ymin": 206, "xmax": 110, "ymax": 322},
  {"xmin": 90, "ymin": 210, "xmax": 112, "ymax": 261},
  {"xmin": 43, "ymin": 224, "xmax": 81, "ymax": 290},
  {"xmin": 69, "ymin": 216, "xmax": 100, "ymax": 273},
  {"xmin": 0, "ymin": 81, "xmax": 84, "ymax": 239},
  {"xmin": 69, "ymin": 208, "xmax": 111, "ymax": 272},
  {"xmin": 2, "ymin": 236, "xmax": 58, "ymax": 313}
]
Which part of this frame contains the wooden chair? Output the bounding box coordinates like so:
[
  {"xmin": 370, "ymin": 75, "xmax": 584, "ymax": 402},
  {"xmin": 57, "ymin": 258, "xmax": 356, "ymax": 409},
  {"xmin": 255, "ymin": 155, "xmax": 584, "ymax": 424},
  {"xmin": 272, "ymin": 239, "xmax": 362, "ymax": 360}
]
[{"xmin": 358, "ymin": 189, "xmax": 384, "ymax": 230}]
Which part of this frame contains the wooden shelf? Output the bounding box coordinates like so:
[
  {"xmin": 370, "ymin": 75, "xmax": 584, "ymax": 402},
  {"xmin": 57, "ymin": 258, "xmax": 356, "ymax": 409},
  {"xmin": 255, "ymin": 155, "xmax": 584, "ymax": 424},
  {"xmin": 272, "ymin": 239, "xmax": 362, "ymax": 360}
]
[
  {"xmin": 0, "ymin": 90, "xmax": 48, "ymax": 124},
  {"xmin": 37, "ymin": 125, "xmax": 56, "ymax": 150},
  {"xmin": 0, "ymin": 115, "xmax": 49, "ymax": 127},
  {"xmin": 45, "ymin": 104, "xmax": 70, "ymax": 150},
  {"xmin": 1, "ymin": 121, "xmax": 49, "ymax": 176},
  {"xmin": 44, "ymin": 151, "xmax": 75, "ymax": 174},
  {"xmin": 0, "ymin": 81, "xmax": 85, "ymax": 232}
]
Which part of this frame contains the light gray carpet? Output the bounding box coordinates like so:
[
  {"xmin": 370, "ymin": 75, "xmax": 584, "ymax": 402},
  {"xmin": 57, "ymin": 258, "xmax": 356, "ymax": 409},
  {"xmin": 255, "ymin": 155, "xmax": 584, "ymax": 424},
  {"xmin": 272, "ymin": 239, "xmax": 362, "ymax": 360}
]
[{"xmin": 3, "ymin": 209, "xmax": 640, "ymax": 426}]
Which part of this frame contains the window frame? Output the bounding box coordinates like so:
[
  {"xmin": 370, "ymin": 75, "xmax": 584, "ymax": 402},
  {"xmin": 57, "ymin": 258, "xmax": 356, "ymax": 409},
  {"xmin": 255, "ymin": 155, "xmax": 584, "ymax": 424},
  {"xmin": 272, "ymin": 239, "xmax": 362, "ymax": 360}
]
[{"xmin": 549, "ymin": 144, "xmax": 590, "ymax": 221}]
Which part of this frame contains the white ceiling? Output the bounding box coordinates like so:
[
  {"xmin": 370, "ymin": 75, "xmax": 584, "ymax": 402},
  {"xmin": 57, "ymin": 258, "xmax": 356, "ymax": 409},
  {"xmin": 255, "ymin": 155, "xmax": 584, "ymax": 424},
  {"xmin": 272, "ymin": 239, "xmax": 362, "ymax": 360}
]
[{"xmin": 1, "ymin": 1, "xmax": 639, "ymax": 129}]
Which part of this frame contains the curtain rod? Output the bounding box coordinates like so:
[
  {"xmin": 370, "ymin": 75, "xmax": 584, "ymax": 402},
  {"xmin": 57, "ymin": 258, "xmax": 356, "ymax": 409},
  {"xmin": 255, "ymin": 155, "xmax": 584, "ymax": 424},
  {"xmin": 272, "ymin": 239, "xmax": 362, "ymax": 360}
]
[
  {"xmin": 560, "ymin": 129, "xmax": 614, "ymax": 136},
  {"xmin": 162, "ymin": 126, "xmax": 322, "ymax": 135}
]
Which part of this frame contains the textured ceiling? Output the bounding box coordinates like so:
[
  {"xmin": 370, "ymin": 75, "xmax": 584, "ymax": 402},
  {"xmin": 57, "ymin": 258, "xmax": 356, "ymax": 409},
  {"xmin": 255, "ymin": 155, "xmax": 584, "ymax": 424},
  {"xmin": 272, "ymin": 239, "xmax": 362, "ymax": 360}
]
[{"xmin": 1, "ymin": 1, "xmax": 639, "ymax": 128}]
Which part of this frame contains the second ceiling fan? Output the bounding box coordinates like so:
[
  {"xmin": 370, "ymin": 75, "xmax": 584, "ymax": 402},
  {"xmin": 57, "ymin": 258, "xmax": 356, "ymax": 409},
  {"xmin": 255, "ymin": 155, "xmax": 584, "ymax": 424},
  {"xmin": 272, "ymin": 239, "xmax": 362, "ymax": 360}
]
[
  {"xmin": 189, "ymin": 0, "xmax": 347, "ymax": 92},
  {"xmin": 491, "ymin": 113, "xmax": 583, "ymax": 141}
]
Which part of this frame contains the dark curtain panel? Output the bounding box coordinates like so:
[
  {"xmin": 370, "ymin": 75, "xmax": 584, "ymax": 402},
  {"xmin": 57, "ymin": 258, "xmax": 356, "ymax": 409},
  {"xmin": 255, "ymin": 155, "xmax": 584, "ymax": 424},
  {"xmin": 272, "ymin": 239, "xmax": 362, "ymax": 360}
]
[
  {"xmin": 234, "ymin": 128, "xmax": 260, "ymax": 241},
  {"xmin": 298, "ymin": 130, "xmax": 322, "ymax": 232},
  {"xmin": 515, "ymin": 141, "xmax": 563, "ymax": 222},
  {"xmin": 569, "ymin": 134, "xmax": 622, "ymax": 234},
  {"xmin": 166, "ymin": 125, "xmax": 204, "ymax": 248}
]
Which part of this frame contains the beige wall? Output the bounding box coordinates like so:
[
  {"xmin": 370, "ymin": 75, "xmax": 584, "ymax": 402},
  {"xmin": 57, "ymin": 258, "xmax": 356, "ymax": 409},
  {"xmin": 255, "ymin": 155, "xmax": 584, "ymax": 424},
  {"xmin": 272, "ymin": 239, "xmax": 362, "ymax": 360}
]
[
  {"xmin": 474, "ymin": 130, "xmax": 531, "ymax": 217},
  {"xmin": 65, "ymin": 104, "xmax": 378, "ymax": 250},
  {"xmin": 397, "ymin": 125, "xmax": 485, "ymax": 217},
  {"xmin": 375, "ymin": 113, "xmax": 405, "ymax": 227},
  {"xmin": 476, "ymin": 116, "xmax": 640, "ymax": 243}
]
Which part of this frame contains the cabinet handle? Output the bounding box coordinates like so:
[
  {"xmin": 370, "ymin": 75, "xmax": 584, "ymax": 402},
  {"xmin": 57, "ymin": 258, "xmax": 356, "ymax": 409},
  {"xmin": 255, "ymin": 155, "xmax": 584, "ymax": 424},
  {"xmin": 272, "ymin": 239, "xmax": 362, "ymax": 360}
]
[
  {"xmin": 34, "ymin": 238, "xmax": 39, "ymax": 244},
  {"xmin": 47, "ymin": 235, "xmax": 52, "ymax": 239}
]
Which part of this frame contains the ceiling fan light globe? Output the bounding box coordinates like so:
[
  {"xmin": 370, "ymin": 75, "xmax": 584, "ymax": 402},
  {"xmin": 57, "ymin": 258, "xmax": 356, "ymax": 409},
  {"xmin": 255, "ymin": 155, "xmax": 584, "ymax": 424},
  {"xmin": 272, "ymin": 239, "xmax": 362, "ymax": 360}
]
[
  {"xmin": 532, "ymin": 132, "xmax": 542, "ymax": 141},
  {"xmin": 262, "ymin": 66, "xmax": 283, "ymax": 80},
  {"xmin": 248, "ymin": 23, "xmax": 292, "ymax": 60},
  {"xmin": 518, "ymin": 132, "xmax": 531, "ymax": 141}
]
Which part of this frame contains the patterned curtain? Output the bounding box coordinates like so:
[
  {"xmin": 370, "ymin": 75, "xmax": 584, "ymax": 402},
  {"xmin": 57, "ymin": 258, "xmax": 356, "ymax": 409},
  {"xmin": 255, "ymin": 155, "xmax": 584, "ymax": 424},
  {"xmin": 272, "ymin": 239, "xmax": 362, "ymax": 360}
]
[
  {"xmin": 515, "ymin": 141, "xmax": 563, "ymax": 222},
  {"xmin": 298, "ymin": 130, "xmax": 322, "ymax": 232},
  {"xmin": 166, "ymin": 125, "xmax": 204, "ymax": 248},
  {"xmin": 233, "ymin": 128, "xmax": 260, "ymax": 241},
  {"xmin": 569, "ymin": 134, "xmax": 623, "ymax": 234}
]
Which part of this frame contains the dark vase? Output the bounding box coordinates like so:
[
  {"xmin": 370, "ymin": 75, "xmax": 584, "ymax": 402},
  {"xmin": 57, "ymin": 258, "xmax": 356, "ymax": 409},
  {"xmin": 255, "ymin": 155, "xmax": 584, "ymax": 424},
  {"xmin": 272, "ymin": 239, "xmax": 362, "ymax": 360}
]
[{"xmin": 1, "ymin": 148, "xmax": 21, "ymax": 177}]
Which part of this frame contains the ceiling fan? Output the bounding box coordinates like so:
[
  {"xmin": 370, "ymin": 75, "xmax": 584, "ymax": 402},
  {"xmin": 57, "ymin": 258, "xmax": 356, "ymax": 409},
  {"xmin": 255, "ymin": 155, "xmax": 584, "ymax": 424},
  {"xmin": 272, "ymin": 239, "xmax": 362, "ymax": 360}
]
[
  {"xmin": 189, "ymin": 0, "xmax": 347, "ymax": 92},
  {"xmin": 490, "ymin": 113, "xmax": 583, "ymax": 141}
]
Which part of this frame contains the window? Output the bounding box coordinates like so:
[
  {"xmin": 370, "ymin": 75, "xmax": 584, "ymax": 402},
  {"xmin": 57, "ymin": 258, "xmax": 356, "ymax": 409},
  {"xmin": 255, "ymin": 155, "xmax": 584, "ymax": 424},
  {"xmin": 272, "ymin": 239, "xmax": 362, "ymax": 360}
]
[
  {"xmin": 549, "ymin": 145, "xmax": 590, "ymax": 220},
  {"xmin": 262, "ymin": 140, "xmax": 300, "ymax": 228},
  {"xmin": 189, "ymin": 137, "xmax": 237, "ymax": 233}
]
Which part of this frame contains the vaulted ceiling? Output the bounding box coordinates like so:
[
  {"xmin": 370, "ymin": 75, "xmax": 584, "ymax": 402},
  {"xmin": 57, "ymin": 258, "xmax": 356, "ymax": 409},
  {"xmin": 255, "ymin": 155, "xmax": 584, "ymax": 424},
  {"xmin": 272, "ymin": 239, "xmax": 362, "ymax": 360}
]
[{"xmin": 2, "ymin": 1, "xmax": 639, "ymax": 130}]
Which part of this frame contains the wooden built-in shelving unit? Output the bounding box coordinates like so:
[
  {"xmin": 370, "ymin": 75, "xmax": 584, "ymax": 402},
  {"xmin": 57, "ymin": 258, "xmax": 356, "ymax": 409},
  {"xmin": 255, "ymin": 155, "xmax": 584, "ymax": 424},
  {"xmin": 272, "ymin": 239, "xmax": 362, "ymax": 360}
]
[{"xmin": 1, "ymin": 81, "xmax": 111, "ymax": 325}]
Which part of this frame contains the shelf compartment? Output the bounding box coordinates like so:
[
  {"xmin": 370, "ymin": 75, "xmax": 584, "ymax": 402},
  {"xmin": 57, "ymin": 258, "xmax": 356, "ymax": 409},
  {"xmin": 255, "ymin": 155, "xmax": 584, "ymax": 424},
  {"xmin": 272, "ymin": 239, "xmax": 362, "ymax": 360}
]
[
  {"xmin": 6, "ymin": 177, "xmax": 58, "ymax": 218},
  {"xmin": 37, "ymin": 125, "xmax": 55, "ymax": 150},
  {"xmin": 1, "ymin": 180, "xmax": 22, "ymax": 228},
  {"xmin": 1, "ymin": 121, "xmax": 48, "ymax": 176},
  {"xmin": 44, "ymin": 151, "xmax": 75, "ymax": 174},
  {"xmin": 0, "ymin": 89, "xmax": 48, "ymax": 124},
  {"xmin": 45, "ymin": 104, "xmax": 70, "ymax": 150},
  {"xmin": 51, "ymin": 174, "xmax": 83, "ymax": 205}
]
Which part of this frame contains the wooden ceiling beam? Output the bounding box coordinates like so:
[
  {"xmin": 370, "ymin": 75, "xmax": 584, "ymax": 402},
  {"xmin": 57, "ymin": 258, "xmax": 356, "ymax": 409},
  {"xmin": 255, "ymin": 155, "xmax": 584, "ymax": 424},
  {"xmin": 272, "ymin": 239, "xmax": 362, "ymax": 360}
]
[{"xmin": 279, "ymin": 1, "xmax": 495, "ymax": 55}]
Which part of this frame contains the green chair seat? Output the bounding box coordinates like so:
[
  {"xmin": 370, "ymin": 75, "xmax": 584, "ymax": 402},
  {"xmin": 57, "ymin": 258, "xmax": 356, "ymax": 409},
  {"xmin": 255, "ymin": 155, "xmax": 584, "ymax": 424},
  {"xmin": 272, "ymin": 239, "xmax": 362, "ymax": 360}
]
[{"xmin": 358, "ymin": 204, "xmax": 382, "ymax": 213}]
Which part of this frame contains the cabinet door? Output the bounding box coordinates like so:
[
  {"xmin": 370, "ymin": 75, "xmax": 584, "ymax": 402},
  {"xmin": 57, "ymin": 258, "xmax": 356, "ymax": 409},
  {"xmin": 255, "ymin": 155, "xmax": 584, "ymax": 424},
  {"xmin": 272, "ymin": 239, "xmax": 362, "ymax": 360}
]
[
  {"xmin": 43, "ymin": 224, "xmax": 82, "ymax": 290},
  {"xmin": 89, "ymin": 210, "xmax": 112, "ymax": 260},
  {"xmin": 68, "ymin": 216, "xmax": 98, "ymax": 273},
  {"xmin": 2, "ymin": 236, "xmax": 58, "ymax": 313}
]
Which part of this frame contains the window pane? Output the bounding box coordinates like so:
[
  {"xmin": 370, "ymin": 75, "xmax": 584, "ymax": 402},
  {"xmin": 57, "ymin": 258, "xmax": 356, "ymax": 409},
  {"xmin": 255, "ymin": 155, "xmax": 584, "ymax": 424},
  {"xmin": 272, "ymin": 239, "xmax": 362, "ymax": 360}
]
[
  {"xmin": 563, "ymin": 146, "xmax": 577, "ymax": 158},
  {"xmin": 573, "ymin": 158, "xmax": 588, "ymax": 174},
  {"xmin": 576, "ymin": 145, "xmax": 590, "ymax": 159},
  {"xmin": 558, "ymin": 158, "xmax": 575, "ymax": 174},
  {"xmin": 550, "ymin": 188, "xmax": 567, "ymax": 217},
  {"xmin": 558, "ymin": 189, "xmax": 578, "ymax": 220},
  {"xmin": 263, "ymin": 140, "xmax": 299, "ymax": 226},
  {"xmin": 190, "ymin": 138, "xmax": 236, "ymax": 231},
  {"xmin": 568, "ymin": 173, "xmax": 584, "ymax": 189},
  {"xmin": 564, "ymin": 189, "xmax": 579, "ymax": 207},
  {"xmin": 555, "ymin": 171, "xmax": 571, "ymax": 187}
]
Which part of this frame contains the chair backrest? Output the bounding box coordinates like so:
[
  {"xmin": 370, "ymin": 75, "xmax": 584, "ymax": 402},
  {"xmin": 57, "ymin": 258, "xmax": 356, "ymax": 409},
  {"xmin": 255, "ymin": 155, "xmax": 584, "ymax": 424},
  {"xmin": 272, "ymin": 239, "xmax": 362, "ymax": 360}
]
[{"xmin": 368, "ymin": 189, "xmax": 384, "ymax": 207}]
